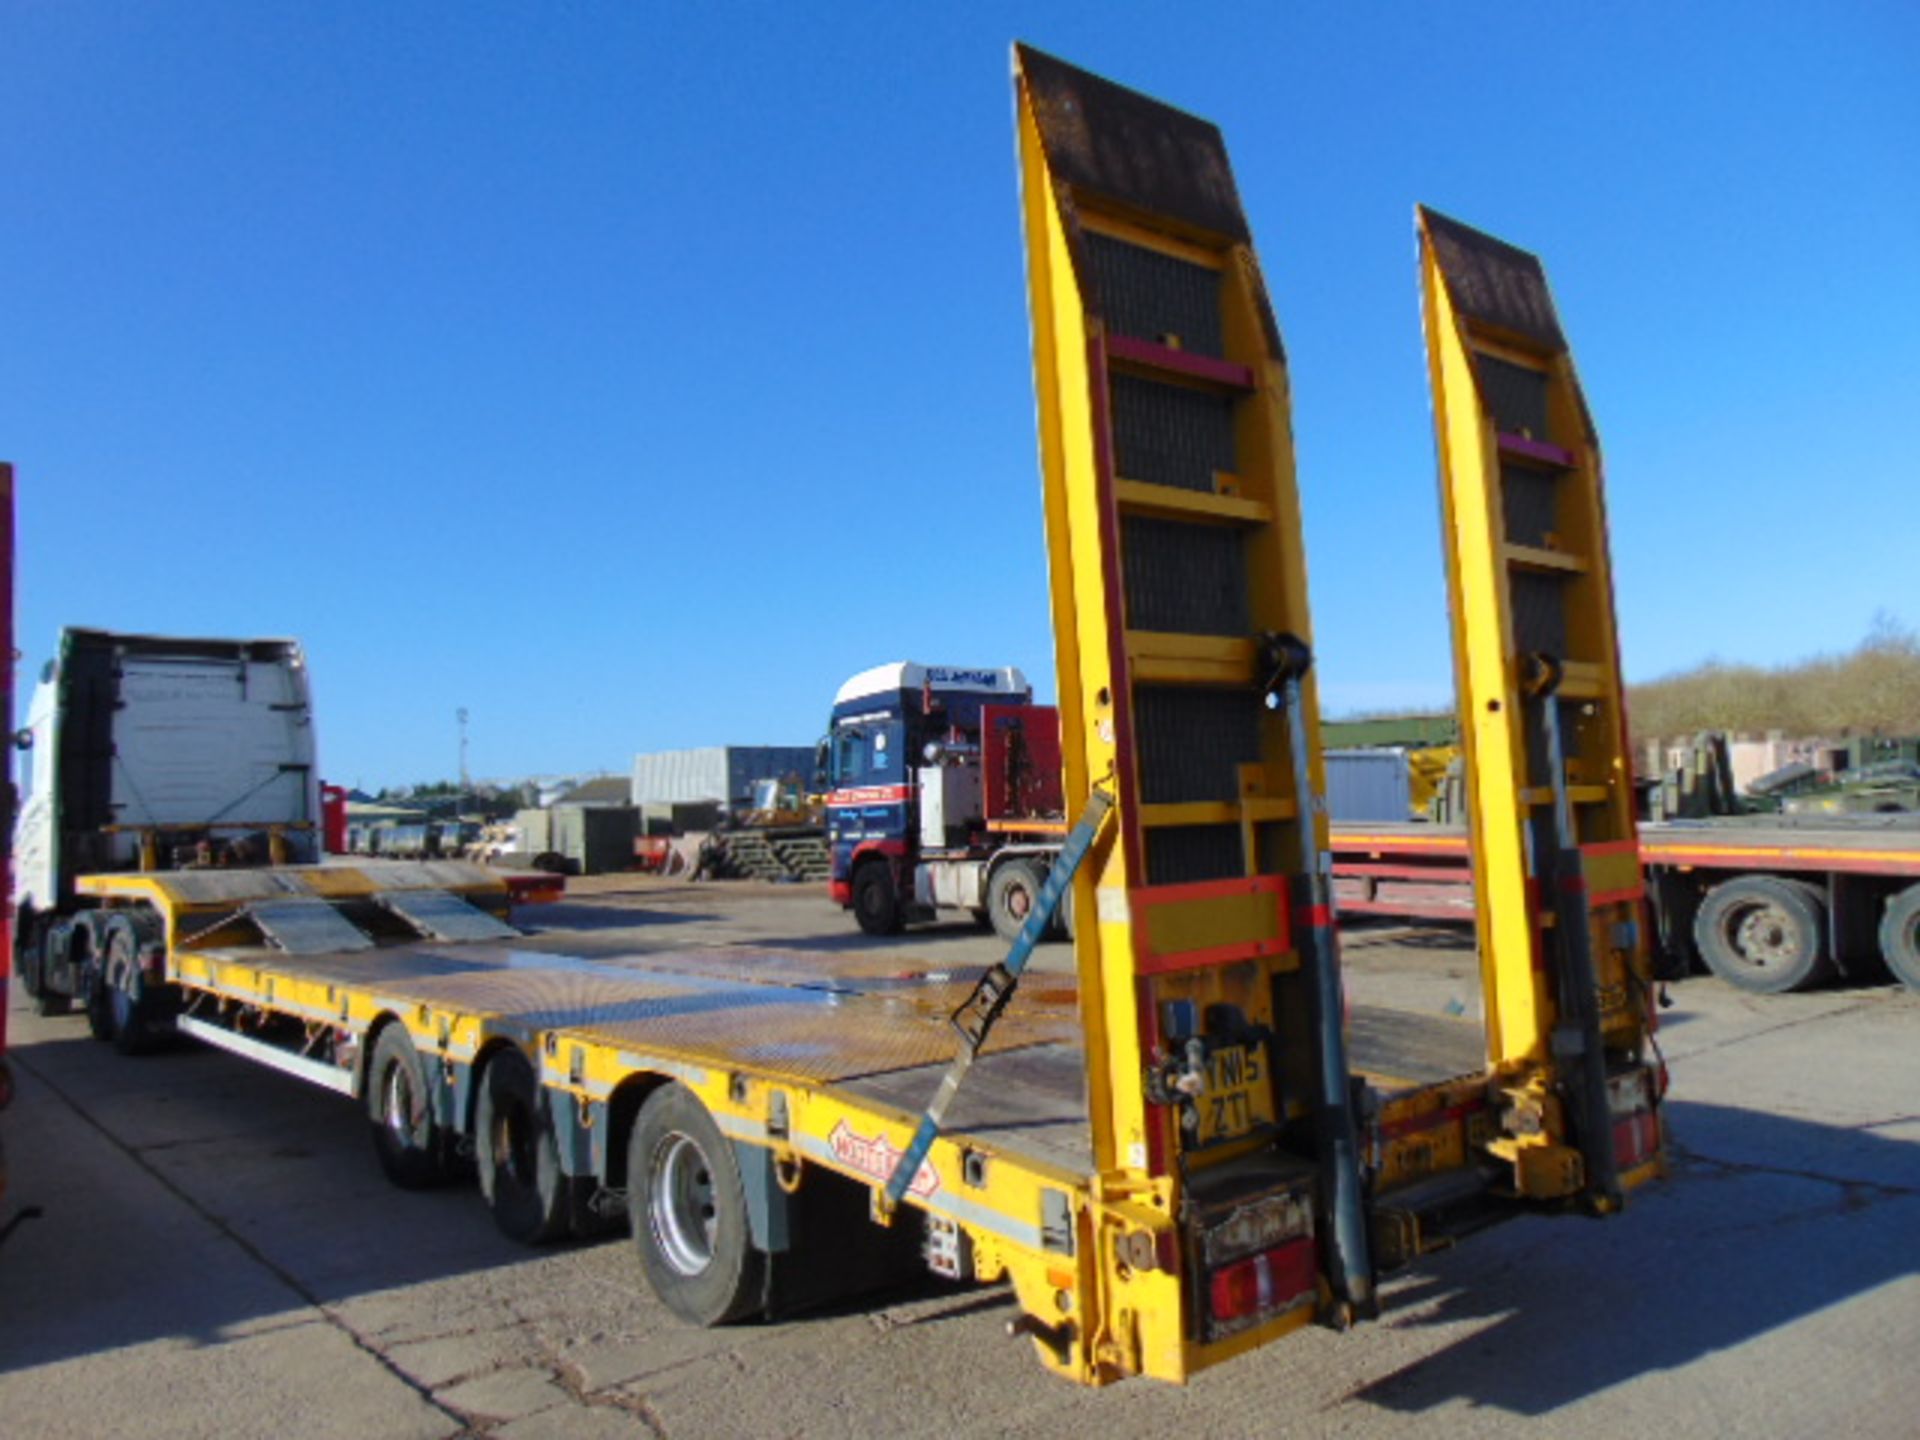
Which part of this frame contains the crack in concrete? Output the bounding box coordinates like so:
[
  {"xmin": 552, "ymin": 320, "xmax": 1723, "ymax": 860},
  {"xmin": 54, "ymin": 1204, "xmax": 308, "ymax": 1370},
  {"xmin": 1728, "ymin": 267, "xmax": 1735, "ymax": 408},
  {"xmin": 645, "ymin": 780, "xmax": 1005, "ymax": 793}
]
[
  {"xmin": 543, "ymin": 1344, "xmax": 672, "ymax": 1437},
  {"xmin": 1671, "ymin": 1139, "xmax": 1918, "ymax": 1203},
  {"xmin": 12, "ymin": 1049, "xmax": 474, "ymax": 1434},
  {"xmin": 1666, "ymin": 996, "xmax": 1887, "ymax": 1064}
]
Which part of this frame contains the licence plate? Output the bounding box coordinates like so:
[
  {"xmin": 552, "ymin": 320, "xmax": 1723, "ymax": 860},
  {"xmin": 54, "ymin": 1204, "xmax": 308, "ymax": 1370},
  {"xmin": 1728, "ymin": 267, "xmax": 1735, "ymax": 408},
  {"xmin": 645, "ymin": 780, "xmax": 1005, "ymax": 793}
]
[{"xmin": 1197, "ymin": 1043, "xmax": 1274, "ymax": 1144}]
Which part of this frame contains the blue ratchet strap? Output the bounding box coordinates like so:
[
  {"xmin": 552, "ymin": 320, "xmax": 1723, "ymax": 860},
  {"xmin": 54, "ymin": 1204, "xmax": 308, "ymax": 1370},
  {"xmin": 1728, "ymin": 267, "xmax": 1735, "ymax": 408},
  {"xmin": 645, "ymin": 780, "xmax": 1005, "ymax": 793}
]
[{"xmin": 881, "ymin": 786, "xmax": 1114, "ymax": 1212}]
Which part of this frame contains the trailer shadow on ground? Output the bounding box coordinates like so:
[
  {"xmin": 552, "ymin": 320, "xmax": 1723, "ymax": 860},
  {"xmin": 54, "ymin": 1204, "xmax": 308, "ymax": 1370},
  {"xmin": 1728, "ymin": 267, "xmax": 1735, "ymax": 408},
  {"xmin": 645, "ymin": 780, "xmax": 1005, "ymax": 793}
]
[
  {"xmin": 1352, "ymin": 1098, "xmax": 1920, "ymax": 1418},
  {"xmin": 0, "ymin": 1027, "xmax": 544, "ymax": 1376}
]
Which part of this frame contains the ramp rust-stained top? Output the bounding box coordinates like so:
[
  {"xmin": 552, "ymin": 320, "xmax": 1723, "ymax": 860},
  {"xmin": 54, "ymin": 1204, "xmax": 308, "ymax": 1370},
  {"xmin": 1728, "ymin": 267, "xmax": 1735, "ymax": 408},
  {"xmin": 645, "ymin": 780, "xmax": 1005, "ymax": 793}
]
[
  {"xmin": 1418, "ymin": 205, "xmax": 1566, "ymax": 352},
  {"xmin": 1015, "ymin": 43, "xmax": 1249, "ymax": 243}
]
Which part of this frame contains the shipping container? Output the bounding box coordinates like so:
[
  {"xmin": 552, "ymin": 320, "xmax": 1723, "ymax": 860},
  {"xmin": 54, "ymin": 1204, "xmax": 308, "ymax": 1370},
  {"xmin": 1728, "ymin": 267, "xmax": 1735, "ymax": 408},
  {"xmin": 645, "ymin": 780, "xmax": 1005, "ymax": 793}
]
[
  {"xmin": 1324, "ymin": 748, "xmax": 1413, "ymax": 823},
  {"xmin": 550, "ymin": 804, "xmax": 638, "ymax": 875}
]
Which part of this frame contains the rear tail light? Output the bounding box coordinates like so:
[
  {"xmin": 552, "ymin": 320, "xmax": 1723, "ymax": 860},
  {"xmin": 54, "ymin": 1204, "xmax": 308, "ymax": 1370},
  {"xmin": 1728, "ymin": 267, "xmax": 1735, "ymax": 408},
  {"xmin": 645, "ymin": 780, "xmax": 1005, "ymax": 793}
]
[
  {"xmin": 1607, "ymin": 1065, "xmax": 1662, "ymax": 1172},
  {"xmin": 1208, "ymin": 1238, "xmax": 1317, "ymax": 1330},
  {"xmin": 1613, "ymin": 1109, "xmax": 1660, "ymax": 1171}
]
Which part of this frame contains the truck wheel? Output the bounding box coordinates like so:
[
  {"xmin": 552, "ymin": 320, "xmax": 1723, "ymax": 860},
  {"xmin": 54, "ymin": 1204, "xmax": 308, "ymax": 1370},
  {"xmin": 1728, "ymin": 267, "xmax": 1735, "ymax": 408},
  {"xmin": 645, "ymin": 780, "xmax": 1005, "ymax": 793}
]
[
  {"xmin": 18, "ymin": 915, "xmax": 72, "ymax": 1017},
  {"xmin": 367, "ymin": 1024, "xmax": 458, "ymax": 1188},
  {"xmin": 627, "ymin": 1083, "xmax": 763, "ymax": 1326},
  {"xmin": 104, "ymin": 913, "xmax": 172, "ymax": 1056},
  {"xmin": 66, "ymin": 914, "xmax": 118, "ymax": 1042},
  {"xmin": 1692, "ymin": 875, "xmax": 1833, "ymax": 994},
  {"xmin": 475, "ymin": 1048, "xmax": 570, "ymax": 1244},
  {"xmin": 852, "ymin": 861, "xmax": 902, "ymax": 936},
  {"xmin": 1878, "ymin": 883, "xmax": 1920, "ymax": 992},
  {"xmin": 987, "ymin": 859, "xmax": 1045, "ymax": 944}
]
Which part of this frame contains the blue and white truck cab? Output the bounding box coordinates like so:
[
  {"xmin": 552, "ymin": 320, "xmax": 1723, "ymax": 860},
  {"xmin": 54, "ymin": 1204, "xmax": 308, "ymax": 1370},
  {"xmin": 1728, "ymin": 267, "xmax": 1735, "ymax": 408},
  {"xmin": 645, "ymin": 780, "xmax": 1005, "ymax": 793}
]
[{"xmin": 823, "ymin": 662, "xmax": 1068, "ymax": 939}]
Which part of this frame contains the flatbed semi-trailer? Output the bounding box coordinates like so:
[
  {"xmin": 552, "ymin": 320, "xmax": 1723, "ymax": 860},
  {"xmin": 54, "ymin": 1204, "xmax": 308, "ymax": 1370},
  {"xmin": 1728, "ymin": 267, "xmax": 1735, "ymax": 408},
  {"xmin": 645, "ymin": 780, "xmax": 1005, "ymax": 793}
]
[
  {"xmin": 35, "ymin": 49, "xmax": 1669, "ymax": 1388},
  {"xmin": 77, "ymin": 855, "xmax": 1491, "ymax": 1385},
  {"xmin": 1330, "ymin": 817, "xmax": 1920, "ymax": 993}
]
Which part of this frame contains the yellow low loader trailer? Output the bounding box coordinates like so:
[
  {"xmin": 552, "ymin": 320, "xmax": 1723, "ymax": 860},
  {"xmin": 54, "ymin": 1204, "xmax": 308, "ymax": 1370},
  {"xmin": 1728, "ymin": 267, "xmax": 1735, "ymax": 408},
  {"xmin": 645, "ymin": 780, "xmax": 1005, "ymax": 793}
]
[{"xmin": 65, "ymin": 48, "xmax": 1663, "ymax": 1390}]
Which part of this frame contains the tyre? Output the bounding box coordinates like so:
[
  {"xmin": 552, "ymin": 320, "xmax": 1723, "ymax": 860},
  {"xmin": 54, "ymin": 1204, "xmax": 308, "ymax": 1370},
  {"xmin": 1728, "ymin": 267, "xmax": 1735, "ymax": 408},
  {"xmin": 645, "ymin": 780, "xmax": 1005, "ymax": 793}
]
[
  {"xmin": 475, "ymin": 1048, "xmax": 570, "ymax": 1244},
  {"xmin": 367, "ymin": 1024, "xmax": 459, "ymax": 1188},
  {"xmin": 852, "ymin": 860, "xmax": 902, "ymax": 936},
  {"xmin": 627, "ymin": 1083, "xmax": 764, "ymax": 1325},
  {"xmin": 103, "ymin": 912, "xmax": 172, "ymax": 1055},
  {"xmin": 1692, "ymin": 875, "xmax": 1833, "ymax": 994},
  {"xmin": 1878, "ymin": 883, "xmax": 1920, "ymax": 992},
  {"xmin": 67, "ymin": 914, "xmax": 117, "ymax": 1042},
  {"xmin": 17, "ymin": 915, "xmax": 73, "ymax": 1017},
  {"xmin": 987, "ymin": 859, "xmax": 1046, "ymax": 944},
  {"xmin": 1058, "ymin": 883, "xmax": 1077, "ymax": 943}
]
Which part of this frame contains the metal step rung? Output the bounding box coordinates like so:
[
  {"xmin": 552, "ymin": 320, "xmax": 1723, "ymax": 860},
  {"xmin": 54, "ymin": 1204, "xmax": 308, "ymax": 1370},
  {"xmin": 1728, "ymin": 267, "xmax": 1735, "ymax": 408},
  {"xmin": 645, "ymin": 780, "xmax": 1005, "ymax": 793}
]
[
  {"xmin": 1114, "ymin": 477, "xmax": 1271, "ymax": 526},
  {"xmin": 248, "ymin": 898, "xmax": 375, "ymax": 954},
  {"xmin": 377, "ymin": 888, "xmax": 518, "ymax": 942},
  {"xmin": 1503, "ymin": 543, "xmax": 1589, "ymax": 574}
]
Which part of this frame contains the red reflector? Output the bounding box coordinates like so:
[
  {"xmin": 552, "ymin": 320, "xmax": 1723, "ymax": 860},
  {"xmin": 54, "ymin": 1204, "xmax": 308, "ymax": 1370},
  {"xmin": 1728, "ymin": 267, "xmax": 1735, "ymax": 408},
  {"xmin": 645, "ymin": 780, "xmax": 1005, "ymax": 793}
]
[
  {"xmin": 1209, "ymin": 1238, "xmax": 1317, "ymax": 1323},
  {"xmin": 1613, "ymin": 1110, "xmax": 1659, "ymax": 1170}
]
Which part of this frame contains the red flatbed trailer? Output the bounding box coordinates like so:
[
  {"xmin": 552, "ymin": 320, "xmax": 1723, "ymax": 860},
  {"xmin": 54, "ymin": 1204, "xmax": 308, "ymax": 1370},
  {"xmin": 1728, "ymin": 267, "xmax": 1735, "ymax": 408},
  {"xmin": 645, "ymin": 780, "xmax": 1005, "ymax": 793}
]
[{"xmin": 1330, "ymin": 817, "xmax": 1920, "ymax": 993}]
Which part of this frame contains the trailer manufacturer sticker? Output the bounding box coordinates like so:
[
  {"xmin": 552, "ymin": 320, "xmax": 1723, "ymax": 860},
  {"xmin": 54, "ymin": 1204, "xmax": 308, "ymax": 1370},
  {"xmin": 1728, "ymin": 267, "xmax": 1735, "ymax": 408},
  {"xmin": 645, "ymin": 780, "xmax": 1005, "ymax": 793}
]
[{"xmin": 828, "ymin": 1120, "xmax": 939, "ymax": 1198}]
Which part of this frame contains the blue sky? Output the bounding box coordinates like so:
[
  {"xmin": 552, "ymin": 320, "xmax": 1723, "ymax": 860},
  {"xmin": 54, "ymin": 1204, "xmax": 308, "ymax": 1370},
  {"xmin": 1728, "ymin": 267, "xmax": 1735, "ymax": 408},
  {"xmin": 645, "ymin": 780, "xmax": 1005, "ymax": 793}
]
[{"xmin": 5, "ymin": 3, "xmax": 1915, "ymax": 789}]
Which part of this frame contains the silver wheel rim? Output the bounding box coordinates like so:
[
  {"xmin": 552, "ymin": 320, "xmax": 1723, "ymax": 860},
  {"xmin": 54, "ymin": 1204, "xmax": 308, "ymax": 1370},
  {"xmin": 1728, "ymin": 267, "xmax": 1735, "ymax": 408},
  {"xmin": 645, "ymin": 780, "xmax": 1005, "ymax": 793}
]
[
  {"xmin": 384, "ymin": 1063, "xmax": 416, "ymax": 1143},
  {"xmin": 649, "ymin": 1131, "xmax": 717, "ymax": 1276},
  {"xmin": 1729, "ymin": 902, "xmax": 1796, "ymax": 971}
]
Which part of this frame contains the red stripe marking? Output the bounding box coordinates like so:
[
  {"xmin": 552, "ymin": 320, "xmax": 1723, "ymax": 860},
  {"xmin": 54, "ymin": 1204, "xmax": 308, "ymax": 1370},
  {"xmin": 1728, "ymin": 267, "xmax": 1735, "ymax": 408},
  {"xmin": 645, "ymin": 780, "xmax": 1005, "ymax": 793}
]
[
  {"xmin": 1496, "ymin": 431, "xmax": 1576, "ymax": 467},
  {"xmin": 1107, "ymin": 333, "xmax": 1256, "ymax": 390},
  {"xmin": 1086, "ymin": 330, "xmax": 1146, "ymax": 897},
  {"xmin": 827, "ymin": 785, "xmax": 912, "ymax": 806},
  {"xmin": 1582, "ymin": 839, "xmax": 1640, "ymax": 859}
]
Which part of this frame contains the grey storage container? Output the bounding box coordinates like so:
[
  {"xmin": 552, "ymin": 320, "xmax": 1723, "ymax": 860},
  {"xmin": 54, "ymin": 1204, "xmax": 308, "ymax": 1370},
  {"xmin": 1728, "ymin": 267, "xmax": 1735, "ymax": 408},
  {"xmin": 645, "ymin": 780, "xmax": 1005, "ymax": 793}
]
[
  {"xmin": 550, "ymin": 804, "xmax": 638, "ymax": 875},
  {"xmin": 1323, "ymin": 748, "xmax": 1413, "ymax": 823}
]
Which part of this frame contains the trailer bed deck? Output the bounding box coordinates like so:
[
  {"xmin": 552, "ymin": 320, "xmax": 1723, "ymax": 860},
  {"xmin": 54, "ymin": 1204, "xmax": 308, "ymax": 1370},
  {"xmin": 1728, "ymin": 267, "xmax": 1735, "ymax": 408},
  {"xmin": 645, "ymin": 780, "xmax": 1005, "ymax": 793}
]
[{"xmin": 197, "ymin": 928, "xmax": 1487, "ymax": 1179}]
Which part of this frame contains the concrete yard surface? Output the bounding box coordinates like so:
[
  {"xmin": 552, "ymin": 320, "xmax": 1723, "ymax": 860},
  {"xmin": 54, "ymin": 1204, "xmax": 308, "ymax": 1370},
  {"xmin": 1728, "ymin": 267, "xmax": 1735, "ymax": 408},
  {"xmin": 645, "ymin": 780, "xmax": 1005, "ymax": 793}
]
[{"xmin": 1, "ymin": 876, "xmax": 1915, "ymax": 1438}]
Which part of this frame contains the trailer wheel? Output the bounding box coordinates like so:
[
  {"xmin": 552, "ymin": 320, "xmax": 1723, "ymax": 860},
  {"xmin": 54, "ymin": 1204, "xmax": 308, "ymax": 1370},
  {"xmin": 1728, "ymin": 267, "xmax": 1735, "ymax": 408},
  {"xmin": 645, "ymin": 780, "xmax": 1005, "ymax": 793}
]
[
  {"xmin": 1692, "ymin": 875, "xmax": 1833, "ymax": 994},
  {"xmin": 367, "ymin": 1025, "xmax": 459, "ymax": 1188},
  {"xmin": 627, "ymin": 1083, "xmax": 763, "ymax": 1325},
  {"xmin": 103, "ymin": 912, "xmax": 172, "ymax": 1055},
  {"xmin": 1877, "ymin": 883, "xmax": 1920, "ymax": 992},
  {"xmin": 852, "ymin": 860, "xmax": 902, "ymax": 936},
  {"xmin": 987, "ymin": 859, "xmax": 1045, "ymax": 944},
  {"xmin": 475, "ymin": 1048, "xmax": 570, "ymax": 1244}
]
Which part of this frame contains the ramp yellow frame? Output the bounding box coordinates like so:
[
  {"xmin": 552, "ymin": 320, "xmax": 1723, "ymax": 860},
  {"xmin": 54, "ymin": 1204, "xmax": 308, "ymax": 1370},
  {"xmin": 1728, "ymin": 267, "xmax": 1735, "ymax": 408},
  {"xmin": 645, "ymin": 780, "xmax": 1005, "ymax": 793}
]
[
  {"xmin": 1016, "ymin": 45, "xmax": 1372, "ymax": 1381},
  {"xmin": 1417, "ymin": 208, "xmax": 1663, "ymax": 1204}
]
